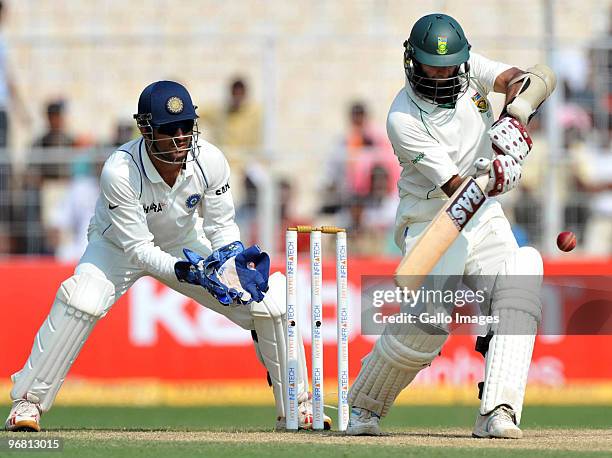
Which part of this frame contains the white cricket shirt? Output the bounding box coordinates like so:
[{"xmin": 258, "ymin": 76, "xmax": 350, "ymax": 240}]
[
  {"xmin": 89, "ymin": 137, "xmax": 240, "ymax": 282},
  {"xmin": 387, "ymin": 52, "xmax": 511, "ymax": 243}
]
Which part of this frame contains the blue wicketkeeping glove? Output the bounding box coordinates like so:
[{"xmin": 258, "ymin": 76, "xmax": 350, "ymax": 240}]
[
  {"xmin": 174, "ymin": 241, "xmax": 270, "ymax": 306},
  {"xmin": 216, "ymin": 244, "xmax": 270, "ymax": 303}
]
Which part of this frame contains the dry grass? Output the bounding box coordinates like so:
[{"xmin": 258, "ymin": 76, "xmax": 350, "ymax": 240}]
[{"xmin": 20, "ymin": 428, "xmax": 610, "ymax": 453}]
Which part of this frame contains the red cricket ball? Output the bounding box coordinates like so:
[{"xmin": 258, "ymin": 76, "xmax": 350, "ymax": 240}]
[{"xmin": 556, "ymin": 231, "xmax": 576, "ymax": 252}]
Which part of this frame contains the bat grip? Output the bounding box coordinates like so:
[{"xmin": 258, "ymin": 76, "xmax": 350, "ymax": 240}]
[{"xmin": 474, "ymin": 173, "xmax": 490, "ymax": 191}]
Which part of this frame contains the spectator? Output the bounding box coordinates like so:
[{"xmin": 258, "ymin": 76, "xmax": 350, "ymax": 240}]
[
  {"xmin": 363, "ymin": 166, "xmax": 399, "ymax": 231},
  {"xmin": 0, "ymin": 1, "xmax": 29, "ymax": 147},
  {"xmin": 203, "ymin": 77, "xmax": 264, "ymax": 243},
  {"xmin": 0, "ymin": 222, "xmax": 10, "ymax": 255},
  {"xmin": 346, "ymin": 103, "xmax": 377, "ymax": 147},
  {"xmin": 112, "ymin": 120, "xmax": 137, "ymax": 147},
  {"xmin": 320, "ymin": 101, "xmax": 400, "ymax": 217},
  {"xmin": 360, "ymin": 166, "xmax": 400, "ymax": 255},
  {"xmin": 201, "ymin": 77, "xmax": 262, "ymax": 152},
  {"xmin": 576, "ymin": 119, "xmax": 612, "ymax": 255},
  {"xmin": 34, "ymin": 99, "xmax": 75, "ymax": 149},
  {"xmin": 573, "ymin": 5, "xmax": 612, "ymax": 254},
  {"xmin": 510, "ymin": 114, "xmax": 547, "ymax": 246},
  {"xmin": 511, "ymin": 88, "xmax": 595, "ymax": 248},
  {"xmin": 0, "ymin": 145, "xmax": 11, "ymax": 243},
  {"xmin": 559, "ymin": 97, "xmax": 593, "ymax": 246},
  {"xmin": 277, "ymin": 178, "xmax": 311, "ymax": 255},
  {"xmin": 0, "ymin": 1, "xmax": 29, "ymax": 252},
  {"xmin": 235, "ymin": 170, "xmax": 259, "ymax": 246},
  {"xmin": 577, "ymin": 162, "xmax": 612, "ymax": 255},
  {"xmin": 31, "ymin": 99, "xmax": 75, "ymax": 180},
  {"xmin": 343, "ymin": 102, "xmax": 399, "ymax": 197},
  {"xmin": 10, "ymin": 99, "xmax": 78, "ymax": 255},
  {"xmin": 339, "ymin": 195, "xmax": 382, "ymax": 256},
  {"xmin": 47, "ymin": 157, "xmax": 99, "ymax": 262},
  {"xmin": 10, "ymin": 167, "xmax": 52, "ymax": 255}
]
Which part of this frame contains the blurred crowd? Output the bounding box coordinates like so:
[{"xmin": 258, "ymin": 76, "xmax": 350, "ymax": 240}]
[
  {"xmin": 202, "ymin": 81, "xmax": 403, "ymax": 258},
  {"xmin": 506, "ymin": 17, "xmax": 612, "ymax": 255},
  {"xmin": 0, "ymin": 1, "xmax": 611, "ymax": 261},
  {"xmin": 0, "ymin": 69, "xmax": 402, "ymax": 260},
  {"xmin": 0, "ymin": 96, "xmax": 134, "ymax": 258}
]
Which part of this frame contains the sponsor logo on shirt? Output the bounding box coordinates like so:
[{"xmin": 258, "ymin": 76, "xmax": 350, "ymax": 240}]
[
  {"xmin": 215, "ymin": 182, "xmax": 230, "ymax": 196},
  {"xmin": 143, "ymin": 202, "xmax": 164, "ymax": 214},
  {"xmin": 185, "ymin": 193, "xmax": 202, "ymax": 209},
  {"xmin": 471, "ymin": 92, "xmax": 490, "ymax": 113},
  {"xmin": 412, "ymin": 153, "xmax": 425, "ymax": 165}
]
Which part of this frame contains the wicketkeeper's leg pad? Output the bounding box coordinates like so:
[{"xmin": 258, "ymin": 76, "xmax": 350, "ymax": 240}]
[
  {"xmin": 348, "ymin": 322, "xmax": 447, "ymax": 418},
  {"xmin": 250, "ymin": 272, "xmax": 308, "ymax": 418},
  {"xmin": 480, "ymin": 247, "xmax": 543, "ymax": 424},
  {"xmin": 11, "ymin": 273, "xmax": 115, "ymax": 412}
]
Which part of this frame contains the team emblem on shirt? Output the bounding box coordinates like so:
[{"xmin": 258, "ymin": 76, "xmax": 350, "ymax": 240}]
[
  {"xmin": 186, "ymin": 193, "xmax": 202, "ymax": 209},
  {"xmin": 166, "ymin": 96, "xmax": 184, "ymax": 114},
  {"xmin": 437, "ymin": 36, "xmax": 448, "ymax": 55},
  {"xmin": 471, "ymin": 92, "xmax": 490, "ymax": 113}
]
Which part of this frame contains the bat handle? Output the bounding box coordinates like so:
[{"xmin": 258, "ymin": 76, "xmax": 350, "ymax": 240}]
[{"xmin": 474, "ymin": 173, "xmax": 489, "ymax": 191}]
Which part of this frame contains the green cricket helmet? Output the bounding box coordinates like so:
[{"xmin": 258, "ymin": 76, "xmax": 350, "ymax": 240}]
[{"xmin": 404, "ymin": 13, "xmax": 472, "ymax": 107}]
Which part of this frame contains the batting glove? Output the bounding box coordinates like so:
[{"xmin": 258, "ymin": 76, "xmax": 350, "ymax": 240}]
[
  {"xmin": 488, "ymin": 116, "xmax": 533, "ymax": 166},
  {"xmin": 474, "ymin": 155, "xmax": 522, "ymax": 196}
]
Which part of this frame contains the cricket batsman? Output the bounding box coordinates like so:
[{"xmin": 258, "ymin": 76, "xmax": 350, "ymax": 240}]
[
  {"xmin": 5, "ymin": 80, "xmax": 329, "ymax": 432},
  {"xmin": 347, "ymin": 14, "xmax": 556, "ymax": 437}
]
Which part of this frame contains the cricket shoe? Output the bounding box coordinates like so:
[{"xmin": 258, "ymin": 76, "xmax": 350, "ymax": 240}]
[
  {"xmin": 472, "ymin": 405, "xmax": 522, "ymax": 439},
  {"xmin": 275, "ymin": 392, "xmax": 332, "ymax": 430},
  {"xmin": 345, "ymin": 407, "xmax": 381, "ymax": 436},
  {"xmin": 5, "ymin": 396, "xmax": 41, "ymax": 432}
]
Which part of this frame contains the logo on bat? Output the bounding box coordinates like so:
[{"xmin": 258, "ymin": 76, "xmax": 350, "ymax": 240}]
[{"xmin": 445, "ymin": 179, "xmax": 486, "ymax": 230}]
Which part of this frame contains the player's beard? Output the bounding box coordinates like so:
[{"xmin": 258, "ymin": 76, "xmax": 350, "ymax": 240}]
[{"xmin": 410, "ymin": 63, "xmax": 469, "ymax": 107}]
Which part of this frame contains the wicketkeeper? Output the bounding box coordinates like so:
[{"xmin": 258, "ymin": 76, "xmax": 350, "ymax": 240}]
[{"xmin": 5, "ymin": 80, "xmax": 330, "ymax": 432}]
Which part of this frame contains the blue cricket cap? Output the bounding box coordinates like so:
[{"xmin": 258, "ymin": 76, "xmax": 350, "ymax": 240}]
[{"xmin": 135, "ymin": 80, "xmax": 198, "ymax": 127}]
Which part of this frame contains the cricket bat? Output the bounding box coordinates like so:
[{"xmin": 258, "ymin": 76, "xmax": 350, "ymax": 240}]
[{"xmin": 394, "ymin": 174, "xmax": 489, "ymax": 287}]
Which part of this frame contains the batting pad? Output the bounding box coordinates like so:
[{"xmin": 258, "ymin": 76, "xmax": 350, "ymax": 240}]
[
  {"xmin": 480, "ymin": 247, "xmax": 542, "ymax": 424},
  {"xmin": 11, "ymin": 273, "xmax": 114, "ymax": 412},
  {"xmin": 349, "ymin": 323, "xmax": 447, "ymax": 417}
]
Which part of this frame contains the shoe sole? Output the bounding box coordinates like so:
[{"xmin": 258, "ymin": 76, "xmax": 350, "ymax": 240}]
[
  {"xmin": 6, "ymin": 420, "xmax": 41, "ymax": 432},
  {"xmin": 346, "ymin": 425, "xmax": 382, "ymax": 436},
  {"xmin": 472, "ymin": 430, "xmax": 522, "ymax": 439}
]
